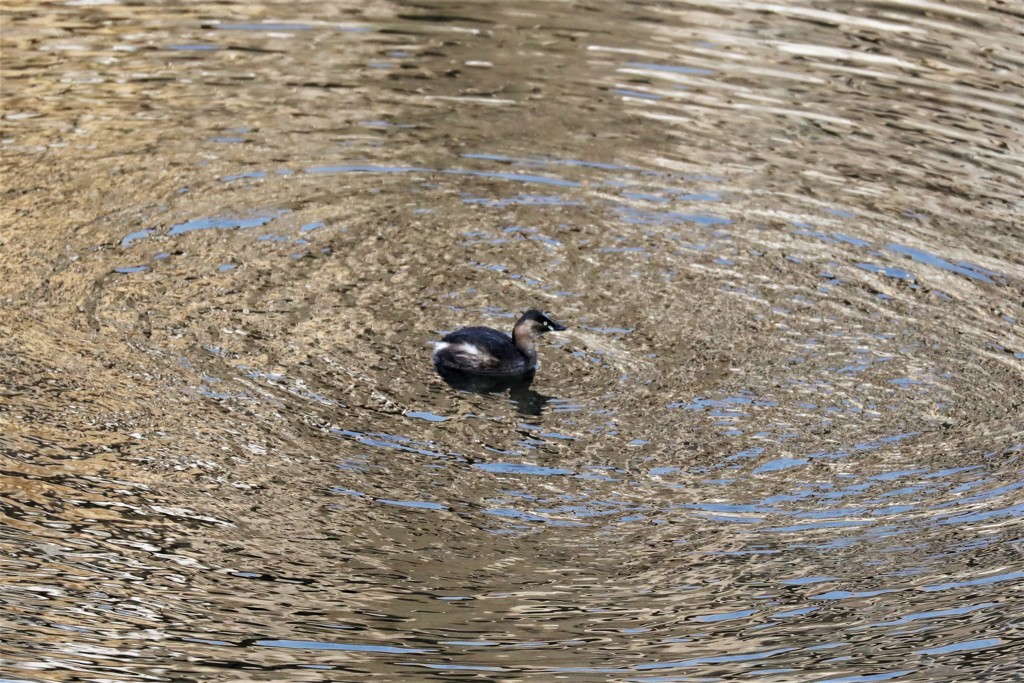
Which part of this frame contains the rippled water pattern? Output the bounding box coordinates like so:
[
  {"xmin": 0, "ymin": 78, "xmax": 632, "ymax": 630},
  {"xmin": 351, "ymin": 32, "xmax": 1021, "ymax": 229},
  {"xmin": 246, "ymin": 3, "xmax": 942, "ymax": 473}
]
[{"xmin": 2, "ymin": 0, "xmax": 1023, "ymax": 681}]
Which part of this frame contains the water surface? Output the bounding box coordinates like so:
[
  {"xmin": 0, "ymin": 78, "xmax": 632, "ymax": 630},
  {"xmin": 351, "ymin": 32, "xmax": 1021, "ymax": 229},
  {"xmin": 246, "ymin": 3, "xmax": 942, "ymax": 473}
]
[{"xmin": 2, "ymin": 0, "xmax": 1023, "ymax": 681}]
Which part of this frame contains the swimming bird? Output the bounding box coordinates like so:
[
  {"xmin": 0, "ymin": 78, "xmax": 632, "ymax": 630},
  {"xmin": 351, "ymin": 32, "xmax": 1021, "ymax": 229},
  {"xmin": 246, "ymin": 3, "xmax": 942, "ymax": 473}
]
[{"xmin": 433, "ymin": 309, "xmax": 567, "ymax": 378}]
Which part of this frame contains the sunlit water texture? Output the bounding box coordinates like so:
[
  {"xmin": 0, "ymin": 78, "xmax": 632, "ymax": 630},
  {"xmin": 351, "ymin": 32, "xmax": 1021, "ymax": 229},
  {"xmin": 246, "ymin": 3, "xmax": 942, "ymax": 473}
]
[{"xmin": 2, "ymin": 0, "xmax": 1023, "ymax": 681}]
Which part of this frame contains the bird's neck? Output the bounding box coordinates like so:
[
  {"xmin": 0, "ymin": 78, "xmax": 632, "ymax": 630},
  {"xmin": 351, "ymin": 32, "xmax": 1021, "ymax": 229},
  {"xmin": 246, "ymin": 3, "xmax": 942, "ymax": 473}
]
[{"xmin": 512, "ymin": 325, "xmax": 538, "ymax": 366}]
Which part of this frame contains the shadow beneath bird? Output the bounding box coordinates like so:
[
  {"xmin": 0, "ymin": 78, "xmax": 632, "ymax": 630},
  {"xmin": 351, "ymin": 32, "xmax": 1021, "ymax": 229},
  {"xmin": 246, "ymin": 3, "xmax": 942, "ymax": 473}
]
[{"xmin": 435, "ymin": 366, "xmax": 552, "ymax": 416}]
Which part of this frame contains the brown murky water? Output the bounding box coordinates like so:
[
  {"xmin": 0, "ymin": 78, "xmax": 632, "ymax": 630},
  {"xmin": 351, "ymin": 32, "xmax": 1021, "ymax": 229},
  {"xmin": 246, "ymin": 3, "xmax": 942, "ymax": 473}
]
[{"xmin": 2, "ymin": 0, "xmax": 1023, "ymax": 681}]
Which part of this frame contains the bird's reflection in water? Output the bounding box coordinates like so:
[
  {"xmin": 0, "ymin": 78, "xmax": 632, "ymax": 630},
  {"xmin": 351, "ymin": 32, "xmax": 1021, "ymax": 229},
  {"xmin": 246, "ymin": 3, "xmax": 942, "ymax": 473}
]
[{"xmin": 436, "ymin": 367, "xmax": 552, "ymax": 416}]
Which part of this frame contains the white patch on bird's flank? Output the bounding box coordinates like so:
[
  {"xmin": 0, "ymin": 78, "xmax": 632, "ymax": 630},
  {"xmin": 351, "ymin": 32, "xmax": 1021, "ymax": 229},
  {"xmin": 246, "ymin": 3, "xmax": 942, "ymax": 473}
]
[
  {"xmin": 460, "ymin": 343, "xmax": 483, "ymax": 356},
  {"xmin": 433, "ymin": 341, "xmax": 483, "ymax": 356}
]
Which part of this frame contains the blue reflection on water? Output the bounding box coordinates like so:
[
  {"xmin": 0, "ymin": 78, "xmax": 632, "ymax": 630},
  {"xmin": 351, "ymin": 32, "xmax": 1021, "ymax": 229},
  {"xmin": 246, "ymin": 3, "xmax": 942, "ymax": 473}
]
[
  {"xmin": 378, "ymin": 499, "xmax": 448, "ymax": 510},
  {"xmin": 886, "ymin": 243, "xmax": 997, "ymax": 283},
  {"xmin": 168, "ymin": 209, "xmax": 289, "ymax": 235},
  {"xmin": 753, "ymin": 457, "xmax": 807, "ymax": 474},
  {"xmin": 916, "ymin": 638, "xmax": 1002, "ymax": 655},
  {"xmin": 474, "ymin": 462, "xmax": 573, "ymax": 476},
  {"xmin": 855, "ymin": 262, "xmax": 916, "ymax": 281},
  {"xmin": 255, "ymin": 639, "xmax": 433, "ymax": 654},
  {"xmin": 121, "ymin": 228, "xmax": 155, "ymax": 247}
]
